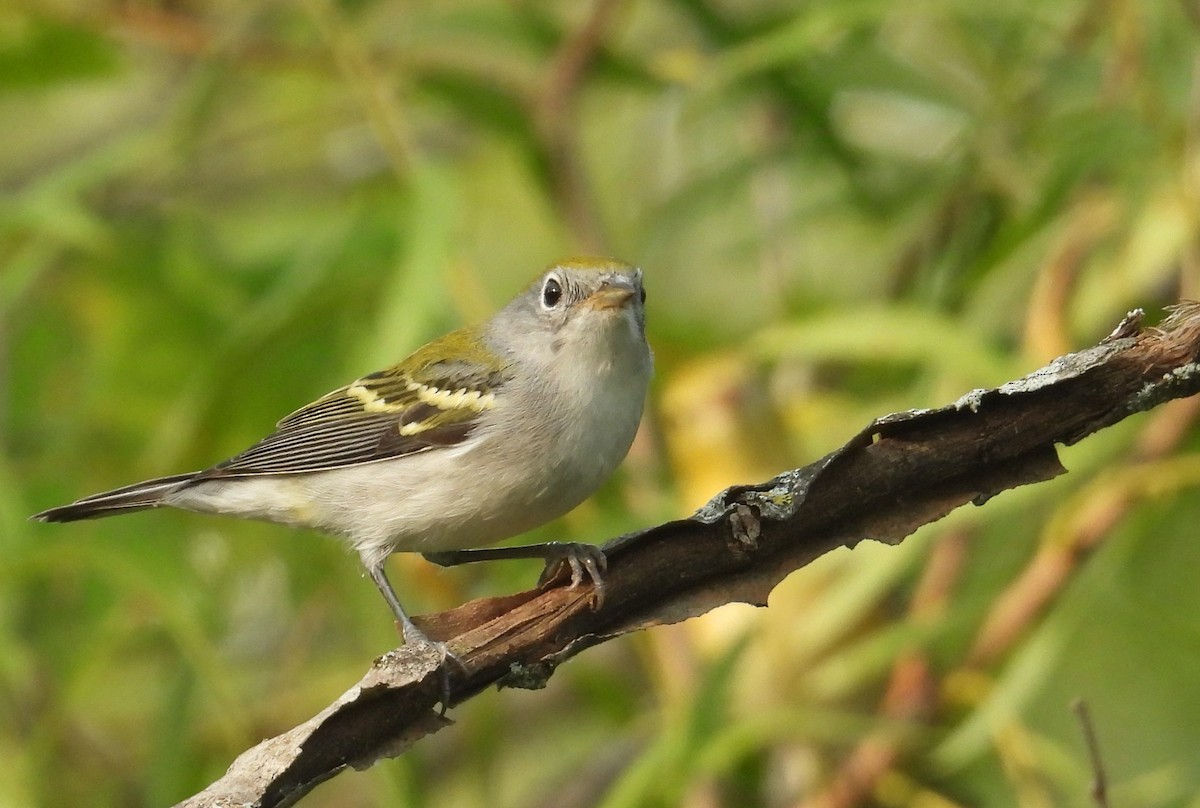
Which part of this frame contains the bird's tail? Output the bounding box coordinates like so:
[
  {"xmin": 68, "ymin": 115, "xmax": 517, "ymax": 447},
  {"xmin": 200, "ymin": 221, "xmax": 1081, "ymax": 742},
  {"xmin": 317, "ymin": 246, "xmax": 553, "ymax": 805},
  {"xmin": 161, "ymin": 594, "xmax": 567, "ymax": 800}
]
[{"xmin": 32, "ymin": 473, "xmax": 199, "ymax": 523}]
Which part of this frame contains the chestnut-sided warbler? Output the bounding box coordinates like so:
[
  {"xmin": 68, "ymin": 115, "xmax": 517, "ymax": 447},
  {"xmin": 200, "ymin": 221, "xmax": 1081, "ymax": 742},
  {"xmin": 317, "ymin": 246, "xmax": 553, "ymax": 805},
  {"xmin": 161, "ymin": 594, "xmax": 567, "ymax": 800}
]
[{"xmin": 34, "ymin": 258, "xmax": 652, "ymax": 658}]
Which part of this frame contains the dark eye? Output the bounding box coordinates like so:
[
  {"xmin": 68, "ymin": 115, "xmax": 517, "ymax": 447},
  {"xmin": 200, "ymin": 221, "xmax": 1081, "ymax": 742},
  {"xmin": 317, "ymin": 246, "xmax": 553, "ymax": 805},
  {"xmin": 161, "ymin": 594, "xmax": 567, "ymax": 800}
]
[
  {"xmin": 542, "ymin": 277, "xmax": 563, "ymax": 308},
  {"xmin": 639, "ymin": 285, "xmax": 647, "ymax": 304}
]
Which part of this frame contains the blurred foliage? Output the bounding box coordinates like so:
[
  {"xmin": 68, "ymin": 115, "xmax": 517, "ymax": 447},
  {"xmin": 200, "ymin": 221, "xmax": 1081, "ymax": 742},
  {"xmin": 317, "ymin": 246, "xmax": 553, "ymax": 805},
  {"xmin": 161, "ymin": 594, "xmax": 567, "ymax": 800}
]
[{"xmin": 4, "ymin": 0, "xmax": 1200, "ymax": 806}]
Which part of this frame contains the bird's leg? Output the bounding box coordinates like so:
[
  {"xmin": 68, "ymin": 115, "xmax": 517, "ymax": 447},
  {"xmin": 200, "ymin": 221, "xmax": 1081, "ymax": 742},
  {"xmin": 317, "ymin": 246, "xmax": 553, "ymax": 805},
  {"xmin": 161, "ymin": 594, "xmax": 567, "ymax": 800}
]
[
  {"xmin": 367, "ymin": 562, "xmax": 462, "ymax": 711},
  {"xmin": 422, "ymin": 542, "xmax": 608, "ymax": 608},
  {"xmin": 368, "ymin": 562, "xmax": 429, "ymax": 645}
]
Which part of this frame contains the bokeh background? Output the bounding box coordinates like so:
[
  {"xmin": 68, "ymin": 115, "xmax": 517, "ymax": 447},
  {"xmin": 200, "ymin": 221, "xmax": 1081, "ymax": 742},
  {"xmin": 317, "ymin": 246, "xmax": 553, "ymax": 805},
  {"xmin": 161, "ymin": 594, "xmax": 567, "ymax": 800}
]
[{"xmin": 5, "ymin": 1, "xmax": 1200, "ymax": 806}]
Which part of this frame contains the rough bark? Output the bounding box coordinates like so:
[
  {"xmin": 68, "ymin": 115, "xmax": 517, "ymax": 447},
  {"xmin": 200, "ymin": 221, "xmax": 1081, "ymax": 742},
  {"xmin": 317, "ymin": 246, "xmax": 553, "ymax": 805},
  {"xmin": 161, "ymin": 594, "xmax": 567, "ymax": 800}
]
[{"xmin": 180, "ymin": 303, "xmax": 1200, "ymax": 808}]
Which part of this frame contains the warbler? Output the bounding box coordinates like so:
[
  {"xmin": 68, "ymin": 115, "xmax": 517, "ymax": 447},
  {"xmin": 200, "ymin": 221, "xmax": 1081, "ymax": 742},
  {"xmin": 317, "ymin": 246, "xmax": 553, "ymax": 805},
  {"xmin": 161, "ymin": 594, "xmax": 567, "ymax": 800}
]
[{"xmin": 34, "ymin": 258, "xmax": 653, "ymax": 657}]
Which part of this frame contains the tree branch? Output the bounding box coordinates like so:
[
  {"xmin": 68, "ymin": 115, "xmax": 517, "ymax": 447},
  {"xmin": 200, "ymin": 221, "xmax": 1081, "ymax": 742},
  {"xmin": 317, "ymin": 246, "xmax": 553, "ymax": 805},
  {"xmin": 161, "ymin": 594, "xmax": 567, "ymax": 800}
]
[{"xmin": 179, "ymin": 303, "xmax": 1200, "ymax": 808}]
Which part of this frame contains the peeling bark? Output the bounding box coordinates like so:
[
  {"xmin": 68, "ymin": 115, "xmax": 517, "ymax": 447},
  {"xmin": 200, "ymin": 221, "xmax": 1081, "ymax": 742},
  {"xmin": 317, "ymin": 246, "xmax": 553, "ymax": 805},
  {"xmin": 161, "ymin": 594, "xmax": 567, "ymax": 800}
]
[{"xmin": 179, "ymin": 304, "xmax": 1200, "ymax": 808}]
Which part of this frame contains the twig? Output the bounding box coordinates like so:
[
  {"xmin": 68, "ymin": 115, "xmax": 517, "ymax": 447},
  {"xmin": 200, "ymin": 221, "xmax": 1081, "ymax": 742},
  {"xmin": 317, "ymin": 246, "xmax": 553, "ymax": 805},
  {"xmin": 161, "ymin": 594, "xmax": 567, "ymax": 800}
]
[{"xmin": 1073, "ymin": 699, "xmax": 1111, "ymax": 808}]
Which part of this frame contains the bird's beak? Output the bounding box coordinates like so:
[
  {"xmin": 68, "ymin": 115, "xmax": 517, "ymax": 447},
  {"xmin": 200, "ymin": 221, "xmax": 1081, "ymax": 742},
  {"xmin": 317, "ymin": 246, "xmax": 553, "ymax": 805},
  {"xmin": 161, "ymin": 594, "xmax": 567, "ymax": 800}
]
[{"xmin": 584, "ymin": 279, "xmax": 637, "ymax": 311}]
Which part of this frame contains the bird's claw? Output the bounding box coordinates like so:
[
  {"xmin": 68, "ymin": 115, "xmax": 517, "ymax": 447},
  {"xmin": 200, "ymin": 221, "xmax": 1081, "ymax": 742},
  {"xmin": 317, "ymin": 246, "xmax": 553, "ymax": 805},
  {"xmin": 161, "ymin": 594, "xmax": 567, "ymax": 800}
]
[
  {"xmin": 400, "ymin": 624, "xmax": 466, "ymax": 715},
  {"xmin": 536, "ymin": 542, "xmax": 608, "ymax": 609}
]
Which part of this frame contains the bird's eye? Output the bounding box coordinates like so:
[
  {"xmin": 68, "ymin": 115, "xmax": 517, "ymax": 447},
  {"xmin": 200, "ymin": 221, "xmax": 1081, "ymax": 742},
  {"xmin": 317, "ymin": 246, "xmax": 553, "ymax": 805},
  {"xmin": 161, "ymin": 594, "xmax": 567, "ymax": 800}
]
[
  {"xmin": 639, "ymin": 285, "xmax": 647, "ymax": 304},
  {"xmin": 542, "ymin": 277, "xmax": 563, "ymax": 308}
]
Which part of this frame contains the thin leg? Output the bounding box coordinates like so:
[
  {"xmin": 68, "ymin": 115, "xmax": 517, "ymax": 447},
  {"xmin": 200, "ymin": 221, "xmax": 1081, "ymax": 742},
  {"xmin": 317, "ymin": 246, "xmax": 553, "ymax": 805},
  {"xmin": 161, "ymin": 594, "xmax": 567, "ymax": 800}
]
[
  {"xmin": 367, "ymin": 562, "xmax": 428, "ymax": 645},
  {"xmin": 423, "ymin": 542, "xmax": 608, "ymax": 607},
  {"xmin": 367, "ymin": 563, "xmax": 461, "ymax": 711}
]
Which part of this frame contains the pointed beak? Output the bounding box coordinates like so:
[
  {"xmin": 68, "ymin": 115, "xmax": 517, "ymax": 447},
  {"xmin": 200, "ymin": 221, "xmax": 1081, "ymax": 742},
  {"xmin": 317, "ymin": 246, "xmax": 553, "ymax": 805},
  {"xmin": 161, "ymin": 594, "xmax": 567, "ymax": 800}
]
[{"xmin": 584, "ymin": 278, "xmax": 637, "ymax": 311}]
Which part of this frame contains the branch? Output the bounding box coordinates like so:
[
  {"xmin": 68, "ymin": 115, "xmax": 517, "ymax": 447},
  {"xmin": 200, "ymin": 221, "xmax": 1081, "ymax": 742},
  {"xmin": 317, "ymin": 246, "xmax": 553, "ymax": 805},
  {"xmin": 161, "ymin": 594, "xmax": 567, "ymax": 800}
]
[
  {"xmin": 180, "ymin": 303, "xmax": 1200, "ymax": 808},
  {"xmin": 805, "ymin": 359, "xmax": 1200, "ymax": 807}
]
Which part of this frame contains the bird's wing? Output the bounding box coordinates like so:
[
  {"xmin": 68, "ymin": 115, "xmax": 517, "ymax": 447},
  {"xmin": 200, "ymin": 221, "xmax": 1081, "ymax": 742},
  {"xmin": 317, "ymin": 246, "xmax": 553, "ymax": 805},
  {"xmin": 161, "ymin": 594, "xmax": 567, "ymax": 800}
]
[{"xmin": 197, "ymin": 330, "xmax": 511, "ymax": 478}]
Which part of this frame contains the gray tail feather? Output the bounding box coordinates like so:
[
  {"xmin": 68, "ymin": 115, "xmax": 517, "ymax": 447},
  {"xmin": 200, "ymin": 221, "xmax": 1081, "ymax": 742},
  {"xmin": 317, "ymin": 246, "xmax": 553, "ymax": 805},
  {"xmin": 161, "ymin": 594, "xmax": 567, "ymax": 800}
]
[{"xmin": 32, "ymin": 473, "xmax": 199, "ymax": 523}]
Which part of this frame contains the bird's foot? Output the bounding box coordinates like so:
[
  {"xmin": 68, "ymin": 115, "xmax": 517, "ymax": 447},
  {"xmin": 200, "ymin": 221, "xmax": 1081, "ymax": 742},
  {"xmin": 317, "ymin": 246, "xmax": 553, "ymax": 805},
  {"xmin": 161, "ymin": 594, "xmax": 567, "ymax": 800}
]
[
  {"xmin": 398, "ymin": 622, "xmax": 466, "ymax": 715},
  {"xmin": 535, "ymin": 541, "xmax": 608, "ymax": 609}
]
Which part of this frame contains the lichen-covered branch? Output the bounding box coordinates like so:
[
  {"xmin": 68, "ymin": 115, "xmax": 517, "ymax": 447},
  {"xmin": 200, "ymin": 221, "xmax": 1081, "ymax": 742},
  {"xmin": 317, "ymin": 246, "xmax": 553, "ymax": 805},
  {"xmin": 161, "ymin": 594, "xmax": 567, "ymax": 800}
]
[{"xmin": 179, "ymin": 303, "xmax": 1200, "ymax": 808}]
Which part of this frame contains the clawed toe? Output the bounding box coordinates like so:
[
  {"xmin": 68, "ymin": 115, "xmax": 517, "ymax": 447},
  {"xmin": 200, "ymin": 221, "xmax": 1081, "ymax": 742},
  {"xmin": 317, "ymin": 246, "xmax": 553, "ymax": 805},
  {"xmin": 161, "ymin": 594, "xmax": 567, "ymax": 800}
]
[
  {"xmin": 416, "ymin": 542, "xmax": 607, "ymax": 610},
  {"xmin": 401, "ymin": 627, "xmax": 464, "ymax": 714},
  {"xmin": 537, "ymin": 542, "xmax": 608, "ymax": 609}
]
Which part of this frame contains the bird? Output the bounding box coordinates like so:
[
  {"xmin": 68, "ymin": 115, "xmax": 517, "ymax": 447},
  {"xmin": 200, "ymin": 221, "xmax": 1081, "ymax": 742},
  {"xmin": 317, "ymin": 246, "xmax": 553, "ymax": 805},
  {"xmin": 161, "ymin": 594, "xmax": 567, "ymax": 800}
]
[{"xmin": 33, "ymin": 258, "xmax": 653, "ymax": 665}]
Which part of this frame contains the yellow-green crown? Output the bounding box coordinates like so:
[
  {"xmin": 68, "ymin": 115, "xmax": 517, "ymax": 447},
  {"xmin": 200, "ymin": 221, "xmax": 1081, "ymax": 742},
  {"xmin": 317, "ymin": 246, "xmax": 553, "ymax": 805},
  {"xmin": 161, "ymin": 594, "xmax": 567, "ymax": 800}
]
[{"xmin": 547, "ymin": 256, "xmax": 636, "ymax": 274}]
